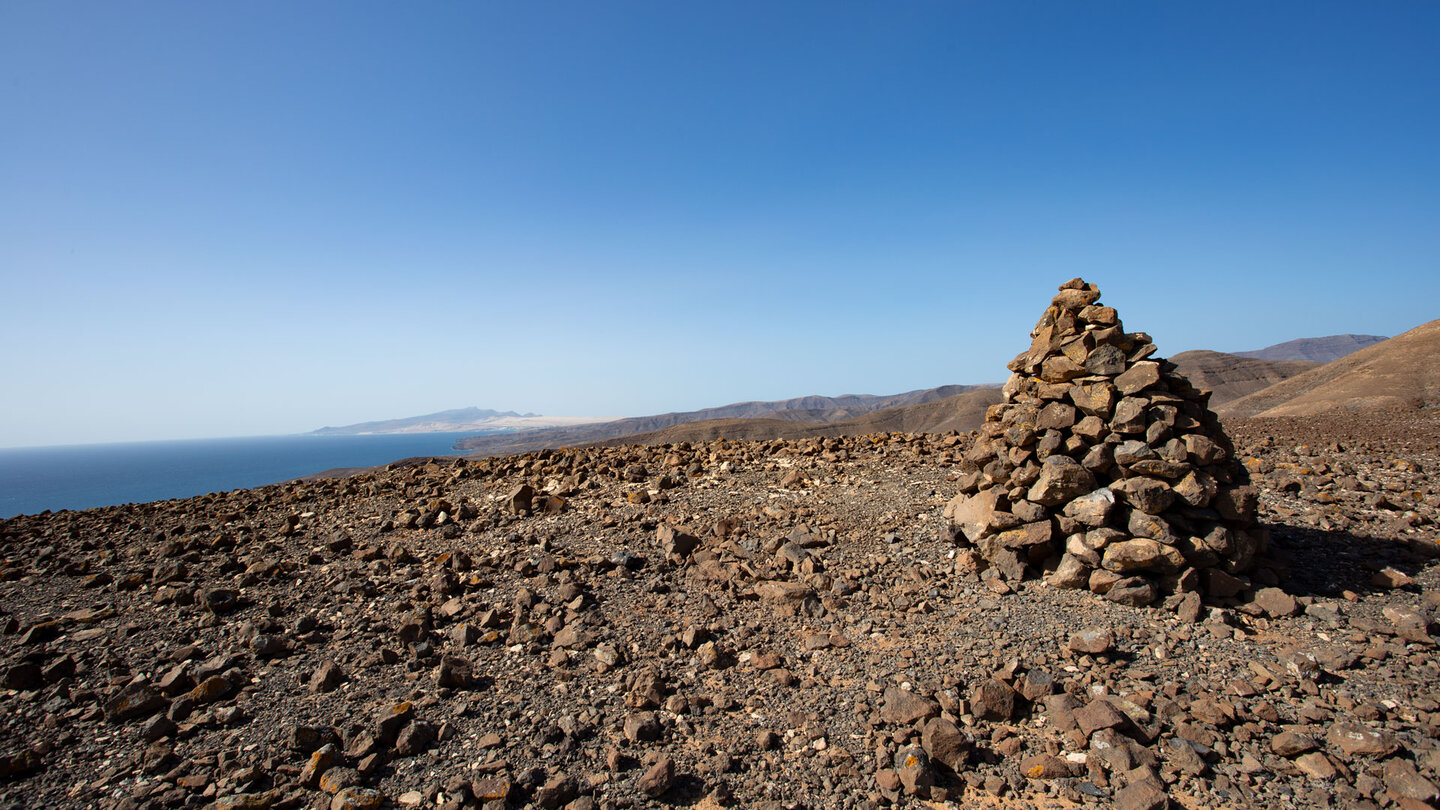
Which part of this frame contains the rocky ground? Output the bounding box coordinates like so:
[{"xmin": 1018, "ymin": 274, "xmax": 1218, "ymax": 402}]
[{"xmin": 1, "ymin": 412, "xmax": 1438, "ymax": 810}]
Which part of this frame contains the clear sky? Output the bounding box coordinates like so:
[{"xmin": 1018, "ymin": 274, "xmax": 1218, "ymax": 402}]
[{"xmin": 2, "ymin": 2, "xmax": 1437, "ymax": 447}]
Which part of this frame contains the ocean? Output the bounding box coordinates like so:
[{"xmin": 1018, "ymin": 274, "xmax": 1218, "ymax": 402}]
[{"xmin": 0, "ymin": 432, "xmax": 488, "ymax": 518}]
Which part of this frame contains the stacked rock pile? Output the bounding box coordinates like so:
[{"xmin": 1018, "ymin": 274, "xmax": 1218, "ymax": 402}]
[{"xmin": 945, "ymin": 278, "xmax": 1266, "ymax": 609}]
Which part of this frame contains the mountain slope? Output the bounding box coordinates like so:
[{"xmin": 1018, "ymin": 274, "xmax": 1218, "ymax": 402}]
[
  {"xmin": 586, "ymin": 387, "xmax": 1004, "ymax": 447},
  {"xmin": 454, "ymin": 385, "xmax": 997, "ymax": 455},
  {"xmin": 1234, "ymin": 334, "xmax": 1387, "ymax": 363},
  {"xmin": 1168, "ymin": 351, "xmax": 1318, "ymax": 405},
  {"xmin": 1218, "ymin": 319, "xmax": 1440, "ymax": 419}
]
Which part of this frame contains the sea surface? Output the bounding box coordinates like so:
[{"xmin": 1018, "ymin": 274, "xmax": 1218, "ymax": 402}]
[{"xmin": 0, "ymin": 432, "xmax": 488, "ymax": 518}]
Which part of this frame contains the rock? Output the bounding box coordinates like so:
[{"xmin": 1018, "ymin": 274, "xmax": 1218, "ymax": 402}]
[
  {"xmin": 970, "ymin": 679, "xmax": 1016, "ymax": 721},
  {"xmin": 104, "ymin": 681, "xmax": 167, "ymax": 723},
  {"xmin": 920, "ymin": 717, "xmax": 970, "ymax": 772},
  {"xmin": 638, "ymin": 755, "xmax": 676, "ymax": 797},
  {"xmin": 330, "ymin": 787, "xmax": 384, "ymax": 810},
  {"xmin": 202, "ymin": 588, "xmax": 239, "ymax": 615},
  {"xmin": 1063, "ymin": 488, "xmax": 1115, "ymax": 526},
  {"xmin": 188, "ymin": 674, "xmax": 234, "ymax": 705},
  {"xmin": 300, "ymin": 744, "xmax": 340, "ymax": 788},
  {"xmin": 394, "ymin": 721, "xmax": 436, "ymax": 756},
  {"xmin": 1383, "ymin": 758, "xmax": 1439, "ymax": 803},
  {"xmin": 656, "ymin": 524, "xmax": 699, "ymax": 558},
  {"xmin": 471, "ymin": 777, "xmax": 512, "ymax": 803},
  {"xmin": 1115, "ymin": 361, "xmax": 1161, "ymax": 395},
  {"xmin": 1021, "ymin": 754, "xmax": 1073, "ymax": 779},
  {"xmin": 1270, "ymin": 730, "xmax": 1319, "ymax": 757},
  {"xmin": 754, "ymin": 581, "xmax": 815, "ymax": 608},
  {"xmin": 507, "ymin": 484, "xmax": 535, "ymax": 515},
  {"xmin": 3, "ymin": 662, "xmax": 42, "ymax": 691},
  {"xmin": 309, "ymin": 661, "xmax": 346, "ymax": 693},
  {"xmin": 535, "ymin": 774, "xmax": 579, "ymax": 808},
  {"xmin": 1372, "ymin": 568, "xmax": 1414, "ymax": 589},
  {"xmin": 1106, "ymin": 576, "xmax": 1158, "ymax": 606},
  {"xmin": 1074, "ymin": 699, "xmax": 1126, "ymax": 735},
  {"xmin": 435, "ymin": 655, "xmax": 474, "ymax": 689},
  {"xmin": 945, "ymin": 487, "xmax": 1004, "ymax": 542},
  {"xmin": 1110, "ymin": 477, "xmax": 1175, "ymax": 515},
  {"xmin": 1028, "ymin": 456, "xmax": 1097, "ymax": 507},
  {"xmin": 893, "ymin": 745, "xmax": 934, "ymax": 797},
  {"xmin": 291, "ymin": 725, "xmax": 340, "ymax": 754},
  {"xmin": 1295, "ymin": 751, "xmax": 1339, "ymax": 780},
  {"xmin": 1327, "ymin": 722, "xmax": 1398, "ymax": 758},
  {"xmin": 1046, "ymin": 553, "xmax": 1091, "ymax": 589},
  {"xmin": 623, "ymin": 712, "xmax": 660, "ymax": 743},
  {"xmin": 1102, "ymin": 539, "xmax": 1184, "ymax": 575},
  {"xmin": 1254, "ymin": 587, "xmax": 1299, "ymax": 617},
  {"xmin": 319, "ymin": 767, "xmax": 359, "ymax": 795},
  {"xmin": 1114, "ymin": 780, "xmax": 1168, "ymax": 810},
  {"xmin": 880, "ymin": 686, "xmax": 938, "ymax": 725},
  {"xmin": 1068, "ymin": 627, "xmax": 1114, "ymax": 654},
  {"xmin": 0, "ymin": 750, "xmax": 42, "ymax": 780}
]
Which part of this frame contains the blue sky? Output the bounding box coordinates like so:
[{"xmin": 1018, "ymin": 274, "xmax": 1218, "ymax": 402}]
[{"xmin": 2, "ymin": 2, "xmax": 1437, "ymax": 447}]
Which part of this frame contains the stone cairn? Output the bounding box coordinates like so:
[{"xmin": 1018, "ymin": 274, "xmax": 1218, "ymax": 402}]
[{"xmin": 945, "ymin": 278, "xmax": 1265, "ymax": 610}]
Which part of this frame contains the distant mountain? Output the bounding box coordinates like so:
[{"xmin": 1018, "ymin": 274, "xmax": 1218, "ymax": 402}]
[
  {"xmin": 453, "ymin": 385, "xmax": 999, "ymax": 455},
  {"xmin": 1234, "ymin": 334, "xmax": 1387, "ymax": 363},
  {"xmin": 1219, "ymin": 319, "xmax": 1440, "ymax": 419},
  {"xmin": 1168, "ymin": 351, "xmax": 1318, "ymax": 405},
  {"xmin": 311, "ymin": 407, "xmax": 609, "ymax": 435}
]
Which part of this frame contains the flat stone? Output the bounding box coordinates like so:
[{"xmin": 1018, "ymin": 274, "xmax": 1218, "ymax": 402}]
[
  {"xmin": 1327, "ymin": 723, "xmax": 1398, "ymax": 758},
  {"xmin": 880, "ymin": 686, "xmax": 939, "ymax": 725},
  {"xmin": 1114, "ymin": 780, "xmax": 1168, "ymax": 810},
  {"xmin": 1383, "ymin": 758, "xmax": 1439, "ymax": 802},
  {"xmin": 1110, "ymin": 477, "xmax": 1175, "ymax": 515},
  {"xmin": 1103, "ymin": 538, "xmax": 1184, "ymax": 575},
  {"xmin": 1254, "ymin": 587, "xmax": 1299, "ymax": 618},
  {"xmin": 1270, "ymin": 730, "xmax": 1319, "ymax": 757},
  {"xmin": 1068, "ymin": 627, "xmax": 1114, "ymax": 655},
  {"xmin": 1295, "ymin": 751, "xmax": 1338, "ymax": 780},
  {"xmin": 104, "ymin": 681, "xmax": 167, "ymax": 723},
  {"xmin": 1115, "ymin": 361, "xmax": 1161, "ymax": 395},
  {"xmin": 1106, "ymin": 576, "xmax": 1157, "ymax": 606},
  {"xmin": 1074, "ymin": 700, "xmax": 1126, "ymax": 735}
]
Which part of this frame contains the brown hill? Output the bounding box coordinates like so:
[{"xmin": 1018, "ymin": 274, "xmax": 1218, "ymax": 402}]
[
  {"xmin": 1218, "ymin": 318, "xmax": 1440, "ymax": 419},
  {"xmin": 454, "ymin": 384, "xmax": 996, "ymax": 456},
  {"xmin": 1168, "ymin": 350, "xmax": 1318, "ymax": 405},
  {"xmin": 1234, "ymin": 333, "xmax": 1387, "ymax": 363},
  {"xmin": 587, "ymin": 387, "xmax": 1004, "ymax": 447}
]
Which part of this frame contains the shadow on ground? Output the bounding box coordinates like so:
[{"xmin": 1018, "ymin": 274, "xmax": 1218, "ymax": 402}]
[{"xmin": 1264, "ymin": 520, "xmax": 1438, "ymax": 598}]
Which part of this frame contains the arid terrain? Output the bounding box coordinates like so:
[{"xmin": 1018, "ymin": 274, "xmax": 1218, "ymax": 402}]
[
  {"xmin": 4, "ymin": 292, "xmax": 1439, "ymax": 810},
  {"xmin": 2, "ymin": 408, "xmax": 1437, "ymax": 810}
]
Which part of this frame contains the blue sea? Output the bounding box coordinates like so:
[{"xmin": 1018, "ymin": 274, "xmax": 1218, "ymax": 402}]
[{"xmin": 0, "ymin": 432, "xmax": 489, "ymax": 518}]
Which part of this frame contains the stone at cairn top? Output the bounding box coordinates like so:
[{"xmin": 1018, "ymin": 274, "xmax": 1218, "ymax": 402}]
[{"xmin": 944, "ymin": 278, "xmax": 1264, "ymax": 608}]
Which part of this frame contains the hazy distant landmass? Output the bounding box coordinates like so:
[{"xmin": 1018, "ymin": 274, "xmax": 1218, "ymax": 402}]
[
  {"xmin": 1233, "ymin": 334, "xmax": 1387, "ymax": 363},
  {"xmin": 311, "ymin": 407, "xmax": 610, "ymax": 436}
]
